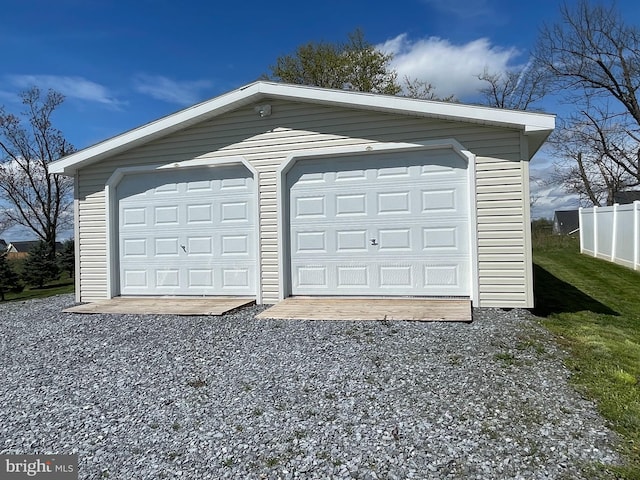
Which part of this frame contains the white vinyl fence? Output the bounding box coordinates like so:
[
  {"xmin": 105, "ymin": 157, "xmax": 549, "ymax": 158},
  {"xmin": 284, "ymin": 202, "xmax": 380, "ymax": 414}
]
[{"xmin": 579, "ymin": 201, "xmax": 640, "ymax": 270}]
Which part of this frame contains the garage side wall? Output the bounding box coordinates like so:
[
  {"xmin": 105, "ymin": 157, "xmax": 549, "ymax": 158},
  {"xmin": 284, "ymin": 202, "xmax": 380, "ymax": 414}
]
[
  {"xmin": 74, "ymin": 99, "xmax": 532, "ymax": 307},
  {"xmin": 476, "ymin": 156, "xmax": 532, "ymax": 308}
]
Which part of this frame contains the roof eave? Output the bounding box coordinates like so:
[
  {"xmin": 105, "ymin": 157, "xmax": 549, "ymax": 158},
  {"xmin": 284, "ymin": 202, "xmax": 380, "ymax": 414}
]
[{"xmin": 50, "ymin": 81, "xmax": 555, "ymax": 175}]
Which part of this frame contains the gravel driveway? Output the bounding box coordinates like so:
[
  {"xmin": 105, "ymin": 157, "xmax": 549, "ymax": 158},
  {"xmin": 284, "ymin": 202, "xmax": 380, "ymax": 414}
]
[{"xmin": 0, "ymin": 294, "xmax": 621, "ymax": 479}]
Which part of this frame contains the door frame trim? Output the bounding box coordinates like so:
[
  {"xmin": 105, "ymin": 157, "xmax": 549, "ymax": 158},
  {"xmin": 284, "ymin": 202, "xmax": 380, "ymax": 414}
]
[
  {"xmin": 276, "ymin": 140, "xmax": 479, "ymax": 304},
  {"xmin": 105, "ymin": 157, "xmax": 261, "ymax": 301}
]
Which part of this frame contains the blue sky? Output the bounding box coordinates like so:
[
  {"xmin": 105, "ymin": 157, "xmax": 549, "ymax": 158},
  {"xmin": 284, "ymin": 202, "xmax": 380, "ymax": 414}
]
[{"xmin": 2, "ymin": 0, "xmax": 640, "ymax": 236}]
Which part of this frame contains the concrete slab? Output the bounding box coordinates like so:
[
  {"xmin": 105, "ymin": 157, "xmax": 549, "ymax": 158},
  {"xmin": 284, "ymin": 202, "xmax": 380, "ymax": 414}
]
[
  {"xmin": 64, "ymin": 296, "xmax": 255, "ymax": 316},
  {"xmin": 256, "ymin": 297, "xmax": 472, "ymax": 322}
]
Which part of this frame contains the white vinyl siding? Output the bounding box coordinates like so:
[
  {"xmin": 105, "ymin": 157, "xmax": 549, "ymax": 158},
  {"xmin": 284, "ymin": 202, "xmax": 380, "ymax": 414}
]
[
  {"xmin": 74, "ymin": 99, "xmax": 530, "ymax": 306},
  {"xmin": 475, "ymin": 156, "xmax": 530, "ymax": 307}
]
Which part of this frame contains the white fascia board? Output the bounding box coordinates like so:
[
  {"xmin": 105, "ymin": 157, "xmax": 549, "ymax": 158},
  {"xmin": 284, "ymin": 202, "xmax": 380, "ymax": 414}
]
[
  {"xmin": 258, "ymin": 82, "xmax": 556, "ymax": 132},
  {"xmin": 50, "ymin": 83, "xmax": 266, "ymax": 175},
  {"xmin": 50, "ymin": 81, "xmax": 555, "ymax": 175}
]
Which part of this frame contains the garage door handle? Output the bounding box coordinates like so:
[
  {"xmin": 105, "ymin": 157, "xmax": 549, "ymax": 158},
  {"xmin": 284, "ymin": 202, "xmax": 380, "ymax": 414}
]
[
  {"xmin": 181, "ymin": 244, "xmax": 187, "ymax": 252},
  {"xmin": 370, "ymin": 239, "xmax": 378, "ymax": 246}
]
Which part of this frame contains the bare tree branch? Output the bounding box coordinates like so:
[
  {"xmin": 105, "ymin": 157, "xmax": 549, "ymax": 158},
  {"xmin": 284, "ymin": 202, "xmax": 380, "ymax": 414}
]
[
  {"xmin": 534, "ymin": 0, "xmax": 640, "ymax": 204},
  {"xmin": 0, "ymin": 87, "xmax": 74, "ymax": 254},
  {"xmin": 477, "ymin": 64, "xmax": 548, "ymax": 110}
]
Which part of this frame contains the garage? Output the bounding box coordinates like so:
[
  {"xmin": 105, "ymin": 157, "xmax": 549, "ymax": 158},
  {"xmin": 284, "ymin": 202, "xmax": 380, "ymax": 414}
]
[
  {"xmin": 51, "ymin": 81, "xmax": 555, "ymax": 307},
  {"xmin": 116, "ymin": 164, "xmax": 256, "ymax": 296},
  {"xmin": 286, "ymin": 148, "xmax": 471, "ymax": 297}
]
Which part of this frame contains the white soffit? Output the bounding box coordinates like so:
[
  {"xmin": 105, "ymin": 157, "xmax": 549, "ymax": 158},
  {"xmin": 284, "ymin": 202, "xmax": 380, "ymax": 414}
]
[{"xmin": 50, "ymin": 81, "xmax": 555, "ymax": 175}]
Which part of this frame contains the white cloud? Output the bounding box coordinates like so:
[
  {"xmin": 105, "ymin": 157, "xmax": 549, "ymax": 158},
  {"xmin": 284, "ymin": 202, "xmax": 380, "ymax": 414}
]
[
  {"xmin": 378, "ymin": 34, "xmax": 520, "ymax": 99},
  {"xmin": 133, "ymin": 75, "xmax": 213, "ymax": 106},
  {"xmin": 5, "ymin": 74, "xmax": 123, "ymax": 108},
  {"xmin": 529, "ymin": 161, "xmax": 580, "ymax": 219}
]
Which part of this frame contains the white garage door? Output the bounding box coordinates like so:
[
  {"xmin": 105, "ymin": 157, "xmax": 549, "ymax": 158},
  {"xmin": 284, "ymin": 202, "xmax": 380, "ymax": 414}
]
[
  {"xmin": 288, "ymin": 149, "xmax": 471, "ymax": 296},
  {"xmin": 117, "ymin": 165, "xmax": 256, "ymax": 296}
]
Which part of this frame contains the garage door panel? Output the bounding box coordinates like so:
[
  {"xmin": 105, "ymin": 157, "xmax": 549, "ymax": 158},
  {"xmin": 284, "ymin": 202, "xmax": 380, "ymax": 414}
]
[
  {"xmin": 336, "ymin": 230, "xmax": 368, "ymax": 251},
  {"xmin": 377, "ymin": 165, "xmax": 410, "ymax": 178},
  {"xmin": 123, "ymin": 269, "xmax": 147, "ymax": 288},
  {"xmin": 156, "ymin": 269, "xmax": 179, "ymax": 287},
  {"xmin": 295, "ymin": 231, "xmax": 326, "ymax": 253},
  {"xmin": 336, "ymin": 194, "xmax": 366, "ymax": 216},
  {"xmin": 379, "ymin": 265, "xmax": 412, "ymax": 287},
  {"xmin": 187, "ymin": 236, "xmax": 213, "ymax": 255},
  {"xmin": 377, "ymin": 191, "xmax": 410, "ymax": 214},
  {"xmin": 154, "ymin": 206, "xmax": 178, "ymax": 225},
  {"xmin": 422, "ymin": 189, "xmax": 457, "ymax": 211},
  {"xmin": 297, "ymin": 266, "xmax": 328, "ymax": 288},
  {"xmin": 221, "ymin": 235, "xmax": 248, "ymax": 255},
  {"xmin": 337, "ymin": 266, "xmax": 369, "ymax": 286},
  {"xmin": 222, "ymin": 268, "xmax": 251, "ymax": 288},
  {"xmin": 424, "ymin": 264, "xmax": 460, "ymax": 287},
  {"xmin": 122, "ymin": 207, "xmax": 146, "ymax": 226},
  {"xmin": 118, "ymin": 165, "xmax": 256, "ymax": 296},
  {"xmin": 155, "ymin": 237, "xmax": 179, "ymax": 256},
  {"xmin": 187, "ymin": 204, "xmax": 213, "ymax": 223},
  {"xmin": 122, "ymin": 238, "xmax": 146, "ymax": 257},
  {"xmin": 289, "ymin": 149, "xmax": 470, "ymax": 296},
  {"xmin": 423, "ymin": 227, "xmax": 458, "ymax": 249},
  {"xmin": 188, "ymin": 269, "xmax": 213, "ymax": 287},
  {"xmin": 378, "ymin": 229, "xmax": 411, "ymax": 250},
  {"xmin": 294, "ymin": 196, "xmax": 326, "ymax": 218}
]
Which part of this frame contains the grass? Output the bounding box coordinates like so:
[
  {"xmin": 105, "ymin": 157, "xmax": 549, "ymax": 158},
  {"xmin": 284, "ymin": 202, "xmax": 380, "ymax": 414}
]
[
  {"xmin": 533, "ymin": 233, "xmax": 640, "ymax": 478},
  {"xmin": 2, "ymin": 274, "xmax": 74, "ymax": 302}
]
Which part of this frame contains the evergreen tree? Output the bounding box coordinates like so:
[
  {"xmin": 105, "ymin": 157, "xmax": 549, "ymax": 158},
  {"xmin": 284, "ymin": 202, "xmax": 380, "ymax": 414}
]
[
  {"xmin": 0, "ymin": 252, "xmax": 21, "ymax": 300},
  {"xmin": 58, "ymin": 239, "xmax": 75, "ymax": 278},
  {"xmin": 21, "ymin": 241, "xmax": 59, "ymax": 288}
]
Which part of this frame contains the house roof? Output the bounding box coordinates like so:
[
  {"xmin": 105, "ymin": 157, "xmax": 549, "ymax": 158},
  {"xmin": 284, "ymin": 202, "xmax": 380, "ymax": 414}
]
[
  {"xmin": 613, "ymin": 190, "xmax": 640, "ymax": 204},
  {"xmin": 553, "ymin": 210, "xmax": 580, "ymax": 235},
  {"xmin": 7, "ymin": 240, "xmax": 63, "ymax": 252},
  {"xmin": 50, "ymin": 81, "xmax": 556, "ymax": 176}
]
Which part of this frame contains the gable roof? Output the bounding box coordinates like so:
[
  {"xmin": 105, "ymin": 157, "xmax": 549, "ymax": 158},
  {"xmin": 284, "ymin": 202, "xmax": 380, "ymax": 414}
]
[
  {"xmin": 50, "ymin": 81, "xmax": 556, "ymax": 176},
  {"xmin": 7, "ymin": 240, "xmax": 64, "ymax": 253}
]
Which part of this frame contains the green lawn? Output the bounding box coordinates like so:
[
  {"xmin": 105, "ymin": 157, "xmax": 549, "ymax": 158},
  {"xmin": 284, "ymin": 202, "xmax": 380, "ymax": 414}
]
[
  {"xmin": 2, "ymin": 274, "xmax": 74, "ymax": 302},
  {"xmin": 533, "ymin": 236, "xmax": 640, "ymax": 478}
]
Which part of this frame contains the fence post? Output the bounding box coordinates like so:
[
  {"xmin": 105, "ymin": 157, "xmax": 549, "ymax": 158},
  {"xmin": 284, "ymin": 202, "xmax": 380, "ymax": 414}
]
[
  {"xmin": 611, "ymin": 204, "xmax": 618, "ymax": 262},
  {"xmin": 593, "ymin": 205, "xmax": 598, "ymax": 258},
  {"xmin": 635, "ymin": 201, "xmax": 640, "ymax": 270},
  {"xmin": 579, "ymin": 207, "xmax": 584, "ymax": 253}
]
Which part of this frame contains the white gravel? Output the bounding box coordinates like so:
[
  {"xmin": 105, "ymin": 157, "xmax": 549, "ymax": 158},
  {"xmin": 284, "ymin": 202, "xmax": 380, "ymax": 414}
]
[{"xmin": 0, "ymin": 294, "xmax": 622, "ymax": 479}]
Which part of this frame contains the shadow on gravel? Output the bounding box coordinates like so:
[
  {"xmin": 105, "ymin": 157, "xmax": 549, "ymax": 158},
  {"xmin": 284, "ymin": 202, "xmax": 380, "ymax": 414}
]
[{"xmin": 532, "ymin": 263, "xmax": 618, "ymax": 317}]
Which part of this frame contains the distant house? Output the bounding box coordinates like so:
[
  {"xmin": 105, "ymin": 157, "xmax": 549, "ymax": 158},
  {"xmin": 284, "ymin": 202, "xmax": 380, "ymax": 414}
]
[
  {"xmin": 613, "ymin": 190, "xmax": 640, "ymax": 204},
  {"xmin": 553, "ymin": 210, "xmax": 580, "ymax": 235},
  {"xmin": 6, "ymin": 240, "xmax": 63, "ymax": 259}
]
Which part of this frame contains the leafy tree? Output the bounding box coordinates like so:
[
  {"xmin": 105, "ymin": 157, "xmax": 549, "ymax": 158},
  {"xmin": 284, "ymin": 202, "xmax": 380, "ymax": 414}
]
[
  {"xmin": 0, "ymin": 252, "xmax": 21, "ymax": 300},
  {"xmin": 0, "ymin": 87, "xmax": 74, "ymax": 257},
  {"xmin": 534, "ymin": 0, "xmax": 640, "ymax": 205},
  {"xmin": 21, "ymin": 241, "xmax": 59, "ymax": 288},
  {"xmin": 58, "ymin": 239, "xmax": 75, "ymax": 278},
  {"xmin": 266, "ymin": 29, "xmax": 402, "ymax": 95}
]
